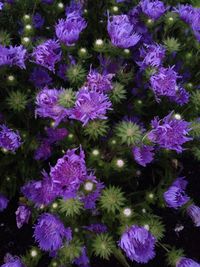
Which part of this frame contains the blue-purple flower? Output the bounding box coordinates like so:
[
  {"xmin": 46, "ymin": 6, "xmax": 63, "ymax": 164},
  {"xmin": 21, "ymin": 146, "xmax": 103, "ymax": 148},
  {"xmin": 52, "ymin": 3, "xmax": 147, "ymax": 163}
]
[
  {"xmin": 0, "ymin": 45, "xmax": 26, "ymax": 69},
  {"xmin": 83, "ymin": 223, "xmax": 107, "ymax": 234},
  {"xmin": 163, "ymin": 177, "xmax": 190, "ymax": 209},
  {"xmin": 32, "ymin": 39, "xmax": 61, "ymax": 72},
  {"xmin": 107, "ymin": 14, "xmax": 141, "ymax": 48},
  {"xmin": 34, "ymin": 141, "xmax": 52, "ymax": 161},
  {"xmin": 1, "ymin": 254, "xmax": 25, "ymax": 267},
  {"xmin": 174, "ymin": 4, "xmax": 195, "ymax": 24},
  {"xmin": 176, "ymin": 257, "xmax": 200, "ymax": 267},
  {"xmin": 70, "ymin": 87, "xmax": 112, "ymax": 126},
  {"xmin": 148, "ymin": 112, "xmax": 192, "ymax": 153},
  {"xmin": 15, "ymin": 205, "xmax": 31, "ymax": 229},
  {"xmin": 0, "ymin": 2, "xmax": 4, "ymax": 10},
  {"xmin": 140, "ymin": 0, "xmax": 167, "ymax": 20},
  {"xmin": 132, "ymin": 145, "xmax": 154, "ymax": 167},
  {"xmin": 187, "ymin": 204, "xmax": 200, "ymax": 227},
  {"xmin": 119, "ymin": 225, "xmax": 156, "ymax": 263},
  {"xmin": 34, "ymin": 213, "xmax": 71, "ymax": 252},
  {"xmin": 29, "ymin": 67, "xmax": 52, "ymax": 88},
  {"xmin": 0, "ymin": 125, "xmax": 21, "ymax": 152},
  {"xmin": 74, "ymin": 247, "xmax": 90, "ymax": 267},
  {"xmin": 33, "ymin": 12, "xmax": 44, "ymax": 29},
  {"xmin": 0, "ymin": 194, "xmax": 9, "ymax": 212}
]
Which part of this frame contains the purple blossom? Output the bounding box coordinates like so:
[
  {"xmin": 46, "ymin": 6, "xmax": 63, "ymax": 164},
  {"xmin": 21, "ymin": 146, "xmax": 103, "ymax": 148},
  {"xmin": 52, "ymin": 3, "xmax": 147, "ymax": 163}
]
[
  {"xmin": 74, "ymin": 247, "xmax": 90, "ymax": 267},
  {"xmin": 132, "ymin": 145, "xmax": 154, "ymax": 167},
  {"xmin": 0, "ymin": 2, "xmax": 4, "ymax": 10},
  {"xmin": 107, "ymin": 14, "xmax": 141, "ymax": 48},
  {"xmin": 70, "ymin": 87, "xmax": 112, "ymax": 126},
  {"xmin": 33, "ymin": 13, "xmax": 44, "ymax": 29},
  {"xmin": 187, "ymin": 204, "xmax": 200, "ymax": 227},
  {"xmin": 86, "ymin": 69, "xmax": 114, "ymax": 93},
  {"xmin": 169, "ymin": 86, "xmax": 190, "ymax": 106},
  {"xmin": 34, "ymin": 141, "xmax": 52, "ymax": 161},
  {"xmin": 34, "ymin": 213, "xmax": 71, "ymax": 252},
  {"xmin": 174, "ymin": 4, "xmax": 195, "ymax": 24},
  {"xmin": 35, "ymin": 87, "xmax": 70, "ymax": 127},
  {"xmin": 137, "ymin": 43, "xmax": 165, "ymax": 69},
  {"xmin": 0, "ymin": 45, "xmax": 26, "ymax": 69},
  {"xmin": 55, "ymin": 12, "xmax": 87, "ymax": 46},
  {"xmin": 176, "ymin": 257, "xmax": 200, "ymax": 267},
  {"xmin": 119, "ymin": 225, "xmax": 156, "ymax": 263},
  {"xmin": 15, "ymin": 205, "xmax": 31, "ymax": 229},
  {"xmin": 0, "ymin": 194, "xmax": 9, "ymax": 212},
  {"xmin": 0, "ymin": 125, "xmax": 21, "ymax": 152},
  {"xmin": 50, "ymin": 147, "xmax": 87, "ymax": 198},
  {"xmin": 83, "ymin": 223, "xmax": 107, "ymax": 234},
  {"xmin": 191, "ymin": 9, "xmax": 200, "ymax": 33},
  {"xmin": 29, "ymin": 67, "xmax": 52, "ymax": 88},
  {"xmin": 45, "ymin": 127, "xmax": 68, "ymax": 144},
  {"xmin": 140, "ymin": 0, "xmax": 167, "ymax": 20},
  {"xmin": 65, "ymin": 0, "xmax": 83, "ymax": 16},
  {"xmin": 32, "ymin": 39, "xmax": 61, "ymax": 72},
  {"xmin": 1, "ymin": 254, "xmax": 25, "ymax": 267},
  {"xmin": 163, "ymin": 177, "xmax": 190, "ymax": 209},
  {"xmin": 22, "ymin": 172, "xmax": 60, "ymax": 207},
  {"xmin": 57, "ymin": 63, "xmax": 68, "ymax": 80},
  {"xmin": 148, "ymin": 112, "xmax": 192, "ymax": 153}
]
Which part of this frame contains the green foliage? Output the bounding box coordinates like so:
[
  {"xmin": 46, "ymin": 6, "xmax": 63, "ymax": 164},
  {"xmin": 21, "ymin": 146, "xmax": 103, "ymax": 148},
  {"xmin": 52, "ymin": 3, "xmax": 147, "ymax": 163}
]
[
  {"xmin": 58, "ymin": 198, "xmax": 83, "ymax": 218},
  {"xmin": 58, "ymin": 239, "xmax": 83, "ymax": 264},
  {"xmin": 190, "ymin": 121, "xmax": 200, "ymax": 138},
  {"xmin": 92, "ymin": 234, "xmax": 115, "ymax": 260},
  {"xmin": 21, "ymin": 247, "xmax": 42, "ymax": 267}
]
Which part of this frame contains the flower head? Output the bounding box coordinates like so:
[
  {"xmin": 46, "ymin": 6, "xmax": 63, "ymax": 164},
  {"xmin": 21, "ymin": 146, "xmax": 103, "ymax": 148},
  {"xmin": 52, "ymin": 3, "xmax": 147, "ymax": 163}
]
[
  {"xmin": 174, "ymin": 4, "xmax": 195, "ymax": 24},
  {"xmin": 34, "ymin": 141, "xmax": 52, "ymax": 161},
  {"xmin": 107, "ymin": 14, "xmax": 141, "ymax": 48},
  {"xmin": 187, "ymin": 204, "xmax": 200, "ymax": 227},
  {"xmin": 70, "ymin": 87, "xmax": 112, "ymax": 126},
  {"xmin": 74, "ymin": 247, "xmax": 90, "ymax": 267},
  {"xmin": 15, "ymin": 205, "xmax": 31, "ymax": 229},
  {"xmin": 132, "ymin": 145, "xmax": 154, "ymax": 167},
  {"xmin": 148, "ymin": 112, "xmax": 192, "ymax": 153},
  {"xmin": 0, "ymin": 194, "xmax": 9, "ymax": 212},
  {"xmin": 163, "ymin": 177, "xmax": 190, "ymax": 209},
  {"xmin": 0, "ymin": 45, "xmax": 26, "ymax": 69},
  {"xmin": 119, "ymin": 225, "xmax": 156, "ymax": 263},
  {"xmin": 176, "ymin": 257, "xmax": 200, "ymax": 267},
  {"xmin": 140, "ymin": 0, "xmax": 167, "ymax": 20},
  {"xmin": 33, "ymin": 12, "xmax": 44, "ymax": 29},
  {"xmin": 32, "ymin": 39, "xmax": 61, "ymax": 72},
  {"xmin": 34, "ymin": 213, "xmax": 71, "ymax": 252},
  {"xmin": 83, "ymin": 223, "xmax": 107, "ymax": 234},
  {"xmin": 55, "ymin": 12, "xmax": 87, "ymax": 46},
  {"xmin": 45, "ymin": 127, "xmax": 68, "ymax": 144},
  {"xmin": 1, "ymin": 254, "xmax": 25, "ymax": 267},
  {"xmin": 29, "ymin": 67, "xmax": 52, "ymax": 89},
  {"xmin": 0, "ymin": 125, "xmax": 21, "ymax": 152}
]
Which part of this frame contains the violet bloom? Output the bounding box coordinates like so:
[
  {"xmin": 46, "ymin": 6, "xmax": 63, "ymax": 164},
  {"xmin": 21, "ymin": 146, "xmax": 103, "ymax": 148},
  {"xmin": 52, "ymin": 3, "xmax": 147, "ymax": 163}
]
[
  {"xmin": 55, "ymin": 12, "xmax": 87, "ymax": 46},
  {"xmin": 0, "ymin": 2, "xmax": 4, "ymax": 10},
  {"xmin": 174, "ymin": 4, "xmax": 195, "ymax": 24},
  {"xmin": 1, "ymin": 254, "xmax": 25, "ymax": 267},
  {"xmin": 57, "ymin": 63, "xmax": 68, "ymax": 81},
  {"xmin": 191, "ymin": 9, "xmax": 200, "ymax": 32},
  {"xmin": 107, "ymin": 14, "xmax": 141, "ymax": 48},
  {"xmin": 74, "ymin": 247, "xmax": 90, "ymax": 267},
  {"xmin": 83, "ymin": 223, "xmax": 107, "ymax": 234},
  {"xmin": 140, "ymin": 0, "xmax": 167, "ymax": 20},
  {"xmin": 132, "ymin": 145, "xmax": 154, "ymax": 167},
  {"xmin": 32, "ymin": 39, "xmax": 61, "ymax": 72},
  {"xmin": 119, "ymin": 225, "xmax": 156, "ymax": 263},
  {"xmin": 22, "ymin": 172, "xmax": 59, "ymax": 207},
  {"xmin": 33, "ymin": 13, "xmax": 44, "ymax": 29},
  {"xmin": 137, "ymin": 43, "xmax": 165, "ymax": 69},
  {"xmin": 176, "ymin": 257, "xmax": 200, "ymax": 267},
  {"xmin": 29, "ymin": 67, "xmax": 52, "ymax": 88},
  {"xmin": 50, "ymin": 147, "xmax": 87, "ymax": 198},
  {"xmin": 34, "ymin": 213, "xmax": 71, "ymax": 252},
  {"xmin": 70, "ymin": 87, "xmax": 112, "ymax": 126},
  {"xmin": 187, "ymin": 204, "xmax": 200, "ymax": 227},
  {"xmin": 0, "ymin": 45, "xmax": 26, "ymax": 69},
  {"xmin": 35, "ymin": 87, "xmax": 70, "ymax": 127},
  {"xmin": 0, "ymin": 194, "xmax": 9, "ymax": 212},
  {"xmin": 163, "ymin": 177, "xmax": 190, "ymax": 209},
  {"xmin": 45, "ymin": 127, "xmax": 68, "ymax": 144},
  {"xmin": 34, "ymin": 141, "xmax": 52, "ymax": 161},
  {"xmin": 86, "ymin": 69, "xmax": 114, "ymax": 93},
  {"xmin": 169, "ymin": 86, "xmax": 190, "ymax": 106},
  {"xmin": 15, "ymin": 205, "xmax": 31, "ymax": 229},
  {"xmin": 148, "ymin": 112, "xmax": 192, "ymax": 153},
  {"xmin": 0, "ymin": 125, "xmax": 21, "ymax": 152},
  {"xmin": 79, "ymin": 173, "xmax": 104, "ymax": 210}
]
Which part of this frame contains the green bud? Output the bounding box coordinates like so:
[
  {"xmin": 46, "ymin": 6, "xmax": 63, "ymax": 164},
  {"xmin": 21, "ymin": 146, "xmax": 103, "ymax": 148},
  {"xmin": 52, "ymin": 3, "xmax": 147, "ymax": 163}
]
[
  {"xmin": 164, "ymin": 12, "xmax": 178, "ymax": 26},
  {"xmin": 23, "ymin": 14, "xmax": 31, "ymax": 23},
  {"xmin": 21, "ymin": 36, "xmax": 31, "ymax": 46},
  {"xmin": 112, "ymin": 158, "xmax": 126, "ymax": 172},
  {"xmin": 191, "ymin": 90, "xmax": 200, "ymax": 112},
  {"xmin": 66, "ymin": 64, "xmax": 86, "ymax": 86},
  {"xmin": 166, "ymin": 248, "xmax": 184, "ymax": 266},
  {"xmin": 58, "ymin": 239, "xmax": 83, "ymax": 263},
  {"xmin": 163, "ymin": 37, "xmax": 180, "ymax": 53},
  {"xmin": 58, "ymin": 198, "xmax": 83, "ymax": 217},
  {"xmin": 7, "ymin": 91, "xmax": 28, "ymax": 112},
  {"xmin": 94, "ymin": 39, "xmax": 105, "ymax": 52},
  {"xmin": 0, "ymin": 31, "xmax": 11, "ymax": 45},
  {"xmin": 92, "ymin": 234, "xmax": 115, "ymax": 260},
  {"xmin": 78, "ymin": 47, "xmax": 89, "ymax": 59},
  {"xmin": 117, "ymin": 67, "xmax": 134, "ymax": 85},
  {"xmin": 110, "ymin": 82, "xmax": 126, "ymax": 104},
  {"xmin": 58, "ymin": 88, "xmax": 76, "ymax": 108},
  {"xmin": 141, "ymin": 215, "xmax": 165, "ymax": 241},
  {"xmin": 83, "ymin": 120, "xmax": 109, "ymax": 140},
  {"xmin": 190, "ymin": 121, "xmax": 200, "ymax": 138},
  {"xmin": 24, "ymin": 24, "xmax": 34, "ymax": 35}
]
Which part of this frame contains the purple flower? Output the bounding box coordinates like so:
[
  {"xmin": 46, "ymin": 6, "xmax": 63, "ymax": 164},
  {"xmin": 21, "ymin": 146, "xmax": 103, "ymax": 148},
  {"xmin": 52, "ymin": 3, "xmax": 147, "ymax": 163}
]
[
  {"xmin": 34, "ymin": 213, "xmax": 71, "ymax": 252},
  {"xmin": 163, "ymin": 177, "xmax": 190, "ymax": 209},
  {"xmin": 169, "ymin": 86, "xmax": 190, "ymax": 106},
  {"xmin": 79, "ymin": 173, "xmax": 104, "ymax": 210},
  {"xmin": 83, "ymin": 223, "xmax": 107, "ymax": 234},
  {"xmin": 0, "ymin": 2, "xmax": 4, "ymax": 10},
  {"xmin": 174, "ymin": 4, "xmax": 195, "ymax": 24},
  {"xmin": 15, "ymin": 205, "xmax": 31, "ymax": 229},
  {"xmin": 176, "ymin": 257, "xmax": 200, "ymax": 267},
  {"xmin": 119, "ymin": 225, "xmax": 156, "ymax": 263},
  {"xmin": 70, "ymin": 87, "xmax": 112, "ymax": 126},
  {"xmin": 107, "ymin": 14, "xmax": 141, "ymax": 48},
  {"xmin": 32, "ymin": 39, "xmax": 61, "ymax": 72},
  {"xmin": 148, "ymin": 112, "xmax": 192, "ymax": 153},
  {"xmin": 191, "ymin": 9, "xmax": 200, "ymax": 32},
  {"xmin": 45, "ymin": 127, "xmax": 68, "ymax": 144},
  {"xmin": 0, "ymin": 45, "xmax": 26, "ymax": 69},
  {"xmin": 29, "ymin": 67, "xmax": 52, "ymax": 88},
  {"xmin": 22, "ymin": 172, "xmax": 59, "ymax": 207},
  {"xmin": 0, "ymin": 194, "xmax": 9, "ymax": 212},
  {"xmin": 137, "ymin": 43, "xmax": 165, "ymax": 69},
  {"xmin": 57, "ymin": 63, "xmax": 68, "ymax": 80},
  {"xmin": 140, "ymin": 0, "xmax": 167, "ymax": 20},
  {"xmin": 86, "ymin": 69, "xmax": 114, "ymax": 93},
  {"xmin": 55, "ymin": 12, "xmax": 87, "ymax": 46},
  {"xmin": 132, "ymin": 145, "xmax": 154, "ymax": 167},
  {"xmin": 34, "ymin": 141, "xmax": 52, "ymax": 161},
  {"xmin": 74, "ymin": 247, "xmax": 90, "ymax": 267},
  {"xmin": 50, "ymin": 147, "xmax": 87, "ymax": 198},
  {"xmin": 33, "ymin": 13, "xmax": 44, "ymax": 29},
  {"xmin": 0, "ymin": 125, "xmax": 21, "ymax": 152},
  {"xmin": 187, "ymin": 204, "xmax": 200, "ymax": 227},
  {"xmin": 1, "ymin": 254, "xmax": 25, "ymax": 267},
  {"xmin": 35, "ymin": 87, "xmax": 70, "ymax": 127}
]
